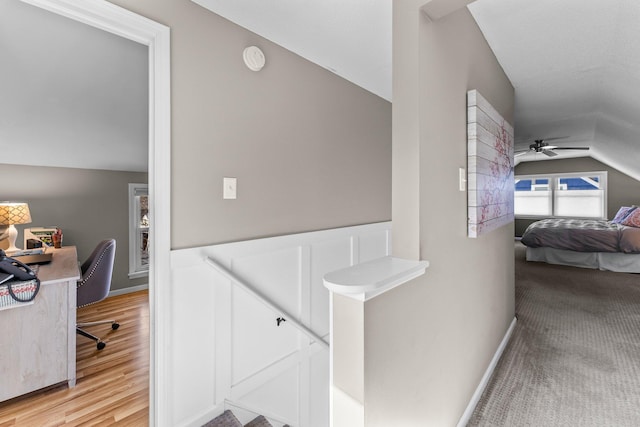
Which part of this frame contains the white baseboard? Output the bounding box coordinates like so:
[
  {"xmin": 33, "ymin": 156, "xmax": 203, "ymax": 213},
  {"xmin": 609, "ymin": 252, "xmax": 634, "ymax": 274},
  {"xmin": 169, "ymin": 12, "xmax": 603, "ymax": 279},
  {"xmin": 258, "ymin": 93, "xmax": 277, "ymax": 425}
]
[
  {"xmin": 456, "ymin": 316, "xmax": 517, "ymax": 427},
  {"xmin": 108, "ymin": 283, "xmax": 148, "ymax": 298}
]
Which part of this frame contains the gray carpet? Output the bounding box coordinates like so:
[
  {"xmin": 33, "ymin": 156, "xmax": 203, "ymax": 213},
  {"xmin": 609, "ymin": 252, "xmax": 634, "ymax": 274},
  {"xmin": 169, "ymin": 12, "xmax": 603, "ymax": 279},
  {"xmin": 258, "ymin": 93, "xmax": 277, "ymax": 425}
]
[
  {"xmin": 468, "ymin": 242, "xmax": 640, "ymax": 426},
  {"xmin": 202, "ymin": 410, "xmax": 283, "ymax": 427},
  {"xmin": 203, "ymin": 410, "xmax": 242, "ymax": 427}
]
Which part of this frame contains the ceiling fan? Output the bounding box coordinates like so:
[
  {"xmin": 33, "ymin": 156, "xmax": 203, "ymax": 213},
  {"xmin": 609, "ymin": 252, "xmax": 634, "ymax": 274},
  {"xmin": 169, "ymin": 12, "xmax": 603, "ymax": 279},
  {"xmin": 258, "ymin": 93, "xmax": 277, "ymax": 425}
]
[{"xmin": 515, "ymin": 137, "xmax": 589, "ymax": 158}]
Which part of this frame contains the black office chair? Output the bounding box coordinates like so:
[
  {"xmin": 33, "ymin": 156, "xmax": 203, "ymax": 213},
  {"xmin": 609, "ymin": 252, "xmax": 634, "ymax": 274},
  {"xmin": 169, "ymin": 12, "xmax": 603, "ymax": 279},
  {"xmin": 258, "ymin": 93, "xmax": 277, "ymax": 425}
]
[{"xmin": 76, "ymin": 239, "xmax": 119, "ymax": 350}]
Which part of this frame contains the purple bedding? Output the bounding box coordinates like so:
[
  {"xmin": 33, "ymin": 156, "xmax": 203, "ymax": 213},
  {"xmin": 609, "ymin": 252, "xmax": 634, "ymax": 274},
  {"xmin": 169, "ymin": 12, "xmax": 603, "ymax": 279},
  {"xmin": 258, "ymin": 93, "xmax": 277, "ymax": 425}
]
[{"xmin": 521, "ymin": 218, "xmax": 640, "ymax": 253}]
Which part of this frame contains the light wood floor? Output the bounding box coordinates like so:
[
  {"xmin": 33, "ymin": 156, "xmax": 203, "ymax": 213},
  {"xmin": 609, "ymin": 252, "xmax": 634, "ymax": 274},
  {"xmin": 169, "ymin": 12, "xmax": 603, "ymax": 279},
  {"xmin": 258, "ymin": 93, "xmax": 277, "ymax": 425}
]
[{"xmin": 0, "ymin": 290, "xmax": 149, "ymax": 426}]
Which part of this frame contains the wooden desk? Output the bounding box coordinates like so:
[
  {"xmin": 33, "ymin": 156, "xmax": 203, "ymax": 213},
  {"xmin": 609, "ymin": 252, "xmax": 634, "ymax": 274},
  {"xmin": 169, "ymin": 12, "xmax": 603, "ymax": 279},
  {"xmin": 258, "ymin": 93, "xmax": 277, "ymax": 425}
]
[{"xmin": 0, "ymin": 246, "xmax": 80, "ymax": 402}]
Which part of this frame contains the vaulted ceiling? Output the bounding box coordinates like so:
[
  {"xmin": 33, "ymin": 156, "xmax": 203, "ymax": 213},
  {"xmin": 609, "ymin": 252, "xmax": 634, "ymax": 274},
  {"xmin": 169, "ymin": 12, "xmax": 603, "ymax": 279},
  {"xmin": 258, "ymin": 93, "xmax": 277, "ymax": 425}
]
[
  {"xmin": 194, "ymin": 0, "xmax": 640, "ymax": 181},
  {"xmin": 4, "ymin": 0, "xmax": 639, "ymax": 182},
  {"xmin": 191, "ymin": 0, "xmax": 392, "ymax": 101},
  {"xmin": 469, "ymin": 0, "xmax": 640, "ymax": 181},
  {"xmin": 0, "ymin": 0, "xmax": 148, "ymax": 172}
]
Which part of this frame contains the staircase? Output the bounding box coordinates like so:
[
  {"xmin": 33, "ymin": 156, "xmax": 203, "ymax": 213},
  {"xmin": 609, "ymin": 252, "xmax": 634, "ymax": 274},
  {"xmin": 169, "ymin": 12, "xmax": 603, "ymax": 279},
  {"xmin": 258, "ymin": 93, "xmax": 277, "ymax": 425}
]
[{"xmin": 203, "ymin": 410, "xmax": 289, "ymax": 427}]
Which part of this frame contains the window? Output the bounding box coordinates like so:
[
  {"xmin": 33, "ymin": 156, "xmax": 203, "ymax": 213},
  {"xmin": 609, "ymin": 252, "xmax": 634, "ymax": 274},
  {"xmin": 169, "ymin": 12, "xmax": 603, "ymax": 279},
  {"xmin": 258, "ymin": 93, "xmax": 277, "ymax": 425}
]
[
  {"xmin": 515, "ymin": 172, "xmax": 607, "ymax": 219},
  {"xmin": 129, "ymin": 183, "xmax": 149, "ymax": 278}
]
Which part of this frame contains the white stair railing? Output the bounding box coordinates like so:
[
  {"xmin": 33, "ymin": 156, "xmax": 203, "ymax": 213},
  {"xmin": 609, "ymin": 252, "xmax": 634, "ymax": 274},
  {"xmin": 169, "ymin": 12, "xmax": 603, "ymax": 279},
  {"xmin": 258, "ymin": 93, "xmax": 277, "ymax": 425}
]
[{"xmin": 205, "ymin": 256, "xmax": 329, "ymax": 350}]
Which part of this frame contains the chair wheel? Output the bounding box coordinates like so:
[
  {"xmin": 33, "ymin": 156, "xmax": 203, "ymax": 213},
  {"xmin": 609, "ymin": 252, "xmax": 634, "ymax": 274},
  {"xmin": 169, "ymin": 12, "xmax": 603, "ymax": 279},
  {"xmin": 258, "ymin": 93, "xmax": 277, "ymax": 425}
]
[
  {"xmin": 112, "ymin": 323, "xmax": 120, "ymax": 330},
  {"xmin": 97, "ymin": 341, "xmax": 106, "ymax": 350}
]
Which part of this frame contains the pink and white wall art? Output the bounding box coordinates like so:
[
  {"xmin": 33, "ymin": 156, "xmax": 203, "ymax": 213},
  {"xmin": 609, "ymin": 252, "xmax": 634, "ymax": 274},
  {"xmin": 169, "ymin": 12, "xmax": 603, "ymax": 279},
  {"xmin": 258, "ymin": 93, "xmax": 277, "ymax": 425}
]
[{"xmin": 467, "ymin": 89, "xmax": 514, "ymax": 238}]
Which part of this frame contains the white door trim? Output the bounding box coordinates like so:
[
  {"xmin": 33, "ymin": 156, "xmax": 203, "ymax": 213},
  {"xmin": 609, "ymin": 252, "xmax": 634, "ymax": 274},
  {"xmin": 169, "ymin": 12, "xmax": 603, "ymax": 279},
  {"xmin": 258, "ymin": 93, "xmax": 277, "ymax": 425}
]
[{"xmin": 19, "ymin": 1, "xmax": 171, "ymax": 425}]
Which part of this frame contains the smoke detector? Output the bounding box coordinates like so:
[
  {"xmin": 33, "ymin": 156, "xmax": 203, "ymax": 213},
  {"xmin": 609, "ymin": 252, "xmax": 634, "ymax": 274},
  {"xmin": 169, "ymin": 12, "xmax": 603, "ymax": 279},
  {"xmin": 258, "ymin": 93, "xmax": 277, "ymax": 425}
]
[{"xmin": 243, "ymin": 46, "xmax": 265, "ymax": 71}]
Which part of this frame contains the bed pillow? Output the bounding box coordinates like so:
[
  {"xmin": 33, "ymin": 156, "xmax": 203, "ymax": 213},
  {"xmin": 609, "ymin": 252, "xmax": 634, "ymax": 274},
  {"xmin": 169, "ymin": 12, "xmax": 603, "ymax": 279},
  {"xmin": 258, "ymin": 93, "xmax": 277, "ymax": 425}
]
[
  {"xmin": 621, "ymin": 208, "xmax": 640, "ymax": 228},
  {"xmin": 612, "ymin": 206, "xmax": 637, "ymax": 223}
]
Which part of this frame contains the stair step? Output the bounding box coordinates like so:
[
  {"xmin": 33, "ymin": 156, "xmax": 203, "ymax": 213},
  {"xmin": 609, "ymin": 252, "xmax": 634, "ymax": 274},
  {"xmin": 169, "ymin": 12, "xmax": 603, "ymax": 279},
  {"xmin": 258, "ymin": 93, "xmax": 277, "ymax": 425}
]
[
  {"xmin": 203, "ymin": 410, "xmax": 285, "ymax": 427},
  {"xmin": 202, "ymin": 409, "xmax": 243, "ymax": 427},
  {"xmin": 245, "ymin": 415, "xmax": 273, "ymax": 427}
]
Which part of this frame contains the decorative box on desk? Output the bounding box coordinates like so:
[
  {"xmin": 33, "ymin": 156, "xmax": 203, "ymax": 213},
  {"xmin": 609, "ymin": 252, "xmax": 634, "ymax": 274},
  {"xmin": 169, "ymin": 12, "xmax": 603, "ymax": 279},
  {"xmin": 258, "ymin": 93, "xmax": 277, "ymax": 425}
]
[
  {"xmin": 0, "ymin": 278, "xmax": 39, "ymax": 310},
  {"xmin": 0, "ymin": 246, "xmax": 80, "ymax": 402}
]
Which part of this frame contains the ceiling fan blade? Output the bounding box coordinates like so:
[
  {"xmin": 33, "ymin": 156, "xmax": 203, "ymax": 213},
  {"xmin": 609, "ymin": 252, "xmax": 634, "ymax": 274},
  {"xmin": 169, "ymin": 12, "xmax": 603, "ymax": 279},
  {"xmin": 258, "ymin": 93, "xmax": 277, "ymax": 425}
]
[
  {"xmin": 540, "ymin": 136, "xmax": 569, "ymax": 142},
  {"xmin": 543, "ymin": 150, "xmax": 558, "ymax": 157},
  {"xmin": 514, "ymin": 151, "xmax": 529, "ymax": 157},
  {"xmin": 542, "ymin": 145, "xmax": 558, "ymax": 150},
  {"xmin": 553, "ymin": 147, "xmax": 589, "ymax": 151}
]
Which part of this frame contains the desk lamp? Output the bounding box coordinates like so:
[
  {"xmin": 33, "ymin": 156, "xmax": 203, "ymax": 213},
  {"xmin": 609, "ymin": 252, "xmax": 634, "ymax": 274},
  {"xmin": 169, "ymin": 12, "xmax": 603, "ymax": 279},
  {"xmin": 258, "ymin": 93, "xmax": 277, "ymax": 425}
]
[{"xmin": 0, "ymin": 202, "xmax": 32, "ymax": 253}]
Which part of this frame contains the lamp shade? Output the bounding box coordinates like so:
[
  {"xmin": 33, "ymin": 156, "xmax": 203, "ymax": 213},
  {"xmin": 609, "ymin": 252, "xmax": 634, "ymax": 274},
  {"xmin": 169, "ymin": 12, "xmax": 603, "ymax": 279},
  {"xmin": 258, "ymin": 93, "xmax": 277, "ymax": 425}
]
[{"xmin": 0, "ymin": 202, "xmax": 32, "ymax": 226}]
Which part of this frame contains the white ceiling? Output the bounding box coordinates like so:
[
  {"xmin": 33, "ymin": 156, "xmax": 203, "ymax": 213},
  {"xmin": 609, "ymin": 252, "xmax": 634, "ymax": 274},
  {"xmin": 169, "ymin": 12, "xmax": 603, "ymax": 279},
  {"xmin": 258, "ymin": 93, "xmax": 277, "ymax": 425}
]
[
  {"xmin": 193, "ymin": 0, "xmax": 640, "ymax": 180},
  {"xmin": 0, "ymin": 0, "xmax": 148, "ymax": 172},
  {"xmin": 469, "ymin": 0, "xmax": 640, "ymax": 180},
  {"xmin": 191, "ymin": 0, "xmax": 392, "ymax": 101}
]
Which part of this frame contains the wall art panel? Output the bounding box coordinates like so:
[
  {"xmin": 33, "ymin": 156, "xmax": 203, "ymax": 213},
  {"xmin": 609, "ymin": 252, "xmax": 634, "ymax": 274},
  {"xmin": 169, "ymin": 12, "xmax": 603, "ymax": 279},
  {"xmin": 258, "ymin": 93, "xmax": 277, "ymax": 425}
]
[{"xmin": 467, "ymin": 90, "xmax": 514, "ymax": 237}]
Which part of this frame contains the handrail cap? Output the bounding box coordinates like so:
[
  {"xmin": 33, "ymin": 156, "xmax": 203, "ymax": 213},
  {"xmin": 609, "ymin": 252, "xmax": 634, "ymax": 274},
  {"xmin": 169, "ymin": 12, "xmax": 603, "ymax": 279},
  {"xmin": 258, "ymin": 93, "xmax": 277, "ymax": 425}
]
[{"xmin": 323, "ymin": 256, "xmax": 429, "ymax": 302}]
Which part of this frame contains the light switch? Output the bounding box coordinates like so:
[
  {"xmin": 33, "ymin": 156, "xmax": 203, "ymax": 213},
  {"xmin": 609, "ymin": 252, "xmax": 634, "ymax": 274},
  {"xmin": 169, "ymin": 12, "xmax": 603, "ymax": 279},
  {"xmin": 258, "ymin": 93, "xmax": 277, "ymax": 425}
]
[
  {"xmin": 223, "ymin": 177, "xmax": 237, "ymax": 199},
  {"xmin": 459, "ymin": 168, "xmax": 466, "ymax": 192}
]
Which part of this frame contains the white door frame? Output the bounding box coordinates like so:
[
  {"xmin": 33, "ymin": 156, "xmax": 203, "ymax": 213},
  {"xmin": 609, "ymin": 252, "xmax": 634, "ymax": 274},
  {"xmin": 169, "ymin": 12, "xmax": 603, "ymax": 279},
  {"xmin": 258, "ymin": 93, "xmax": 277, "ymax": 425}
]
[{"xmin": 20, "ymin": 1, "xmax": 171, "ymax": 425}]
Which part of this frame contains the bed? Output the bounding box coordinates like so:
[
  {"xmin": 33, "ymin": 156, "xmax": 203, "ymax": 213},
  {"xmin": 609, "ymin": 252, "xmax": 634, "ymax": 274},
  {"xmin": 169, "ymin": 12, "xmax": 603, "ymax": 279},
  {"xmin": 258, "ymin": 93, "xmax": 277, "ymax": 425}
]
[{"xmin": 521, "ymin": 207, "xmax": 640, "ymax": 273}]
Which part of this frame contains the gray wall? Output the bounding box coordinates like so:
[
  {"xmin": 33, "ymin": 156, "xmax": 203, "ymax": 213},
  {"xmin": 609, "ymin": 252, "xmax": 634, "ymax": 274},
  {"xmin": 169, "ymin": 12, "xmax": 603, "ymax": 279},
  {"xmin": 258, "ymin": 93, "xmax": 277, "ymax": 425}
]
[
  {"xmin": 515, "ymin": 157, "xmax": 640, "ymax": 236},
  {"xmin": 0, "ymin": 164, "xmax": 148, "ymax": 292},
  {"xmin": 362, "ymin": 3, "xmax": 515, "ymax": 425},
  {"xmin": 108, "ymin": 0, "xmax": 392, "ymax": 249}
]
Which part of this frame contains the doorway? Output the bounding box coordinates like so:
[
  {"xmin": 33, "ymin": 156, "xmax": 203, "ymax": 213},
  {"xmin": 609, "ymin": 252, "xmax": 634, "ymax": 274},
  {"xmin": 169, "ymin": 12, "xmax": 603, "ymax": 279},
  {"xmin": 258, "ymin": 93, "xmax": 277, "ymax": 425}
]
[{"xmin": 11, "ymin": 0, "xmax": 170, "ymax": 424}]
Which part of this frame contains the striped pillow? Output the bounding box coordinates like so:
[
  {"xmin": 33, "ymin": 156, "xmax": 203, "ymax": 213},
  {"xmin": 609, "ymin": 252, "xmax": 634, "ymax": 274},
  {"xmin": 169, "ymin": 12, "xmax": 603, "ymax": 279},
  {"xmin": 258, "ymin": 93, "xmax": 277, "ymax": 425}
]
[{"xmin": 612, "ymin": 206, "xmax": 636, "ymax": 224}]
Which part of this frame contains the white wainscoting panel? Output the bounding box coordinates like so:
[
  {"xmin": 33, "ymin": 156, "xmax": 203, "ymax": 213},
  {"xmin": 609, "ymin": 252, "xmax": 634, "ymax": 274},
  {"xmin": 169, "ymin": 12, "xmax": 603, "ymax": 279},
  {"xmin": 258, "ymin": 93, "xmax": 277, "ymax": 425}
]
[
  {"xmin": 310, "ymin": 239, "xmax": 351, "ymax": 337},
  {"xmin": 169, "ymin": 261, "xmax": 218, "ymax": 426},
  {"xmin": 170, "ymin": 222, "xmax": 391, "ymax": 427}
]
